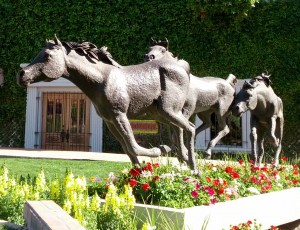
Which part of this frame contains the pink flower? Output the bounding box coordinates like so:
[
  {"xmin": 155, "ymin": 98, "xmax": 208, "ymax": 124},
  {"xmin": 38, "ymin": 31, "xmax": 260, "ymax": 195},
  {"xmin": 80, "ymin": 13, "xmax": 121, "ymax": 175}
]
[{"xmin": 191, "ymin": 190, "xmax": 198, "ymax": 198}]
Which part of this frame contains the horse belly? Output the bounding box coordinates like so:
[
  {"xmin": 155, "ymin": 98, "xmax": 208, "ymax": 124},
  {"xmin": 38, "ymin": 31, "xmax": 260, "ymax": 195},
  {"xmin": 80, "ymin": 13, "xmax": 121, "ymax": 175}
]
[{"xmin": 126, "ymin": 78, "xmax": 161, "ymax": 115}]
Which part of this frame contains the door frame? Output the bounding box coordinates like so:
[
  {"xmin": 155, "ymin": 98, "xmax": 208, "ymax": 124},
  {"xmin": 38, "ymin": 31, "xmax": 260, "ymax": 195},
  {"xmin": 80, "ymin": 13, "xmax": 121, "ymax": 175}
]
[{"xmin": 24, "ymin": 78, "xmax": 103, "ymax": 152}]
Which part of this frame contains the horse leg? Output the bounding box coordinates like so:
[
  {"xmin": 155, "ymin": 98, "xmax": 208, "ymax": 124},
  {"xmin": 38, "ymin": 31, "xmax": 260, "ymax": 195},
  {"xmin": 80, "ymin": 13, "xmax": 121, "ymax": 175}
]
[
  {"xmin": 205, "ymin": 112, "xmax": 230, "ymax": 158},
  {"xmin": 195, "ymin": 112, "xmax": 212, "ymax": 136},
  {"xmin": 274, "ymin": 116, "xmax": 284, "ymax": 166},
  {"xmin": 158, "ymin": 109, "xmax": 196, "ymax": 170},
  {"xmin": 250, "ymin": 117, "xmax": 258, "ymax": 166},
  {"xmin": 155, "ymin": 117, "xmax": 188, "ymax": 163},
  {"xmin": 268, "ymin": 116, "xmax": 279, "ymax": 147},
  {"xmin": 112, "ymin": 112, "xmax": 162, "ymax": 158},
  {"xmin": 105, "ymin": 122, "xmax": 140, "ymax": 167},
  {"xmin": 257, "ymin": 127, "xmax": 265, "ymax": 166},
  {"xmin": 173, "ymin": 127, "xmax": 189, "ymax": 163}
]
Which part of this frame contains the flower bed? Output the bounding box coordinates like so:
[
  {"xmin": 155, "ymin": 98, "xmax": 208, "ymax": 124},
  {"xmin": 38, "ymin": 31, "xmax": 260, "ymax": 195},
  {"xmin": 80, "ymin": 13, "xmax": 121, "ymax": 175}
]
[
  {"xmin": 90, "ymin": 156, "xmax": 300, "ymax": 229},
  {"xmin": 129, "ymin": 187, "xmax": 300, "ymax": 229},
  {"xmin": 90, "ymin": 157, "xmax": 300, "ymax": 209},
  {"xmin": 1, "ymin": 156, "xmax": 299, "ymax": 229}
]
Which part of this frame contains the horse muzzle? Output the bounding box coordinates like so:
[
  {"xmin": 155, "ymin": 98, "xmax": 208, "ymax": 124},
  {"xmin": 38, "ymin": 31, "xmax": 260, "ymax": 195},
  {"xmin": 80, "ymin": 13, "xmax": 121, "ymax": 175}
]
[
  {"xmin": 144, "ymin": 54, "xmax": 155, "ymax": 62},
  {"xmin": 17, "ymin": 69, "xmax": 32, "ymax": 87}
]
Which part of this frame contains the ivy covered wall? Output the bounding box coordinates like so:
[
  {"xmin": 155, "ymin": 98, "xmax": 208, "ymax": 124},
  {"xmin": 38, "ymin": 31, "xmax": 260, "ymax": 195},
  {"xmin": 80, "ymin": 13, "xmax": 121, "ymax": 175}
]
[{"xmin": 0, "ymin": 1, "xmax": 299, "ymax": 156}]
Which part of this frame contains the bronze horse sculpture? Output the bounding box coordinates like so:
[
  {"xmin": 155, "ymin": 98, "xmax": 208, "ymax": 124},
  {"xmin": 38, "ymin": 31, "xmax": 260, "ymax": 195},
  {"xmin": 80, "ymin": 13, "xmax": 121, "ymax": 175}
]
[
  {"xmin": 144, "ymin": 38, "xmax": 237, "ymax": 160},
  {"xmin": 232, "ymin": 73, "xmax": 284, "ymax": 166},
  {"xmin": 17, "ymin": 35, "xmax": 197, "ymax": 170}
]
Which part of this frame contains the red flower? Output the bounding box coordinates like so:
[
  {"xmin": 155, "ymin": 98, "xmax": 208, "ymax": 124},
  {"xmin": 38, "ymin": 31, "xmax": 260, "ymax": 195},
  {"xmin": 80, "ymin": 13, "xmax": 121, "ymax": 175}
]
[
  {"xmin": 231, "ymin": 226, "xmax": 238, "ymax": 230},
  {"xmin": 213, "ymin": 179, "xmax": 220, "ymax": 187},
  {"xmin": 281, "ymin": 156, "xmax": 287, "ymax": 162},
  {"xmin": 142, "ymin": 162, "xmax": 153, "ymax": 172},
  {"xmin": 238, "ymin": 160, "xmax": 244, "ymax": 165},
  {"xmin": 218, "ymin": 187, "xmax": 224, "ymax": 194},
  {"xmin": 251, "ymin": 166, "xmax": 260, "ymax": 172},
  {"xmin": 152, "ymin": 163, "xmax": 160, "ymax": 168},
  {"xmin": 225, "ymin": 166, "xmax": 233, "ymax": 173},
  {"xmin": 230, "ymin": 171, "xmax": 240, "ymax": 179},
  {"xmin": 142, "ymin": 183, "xmax": 150, "ymax": 191},
  {"xmin": 247, "ymin": 220, "xmax": 252, "ymax": 226},
  {"xmin": 129, "ymin": 168, "xmax": 141, "ymax": 177},
  {"xmin": 128, "ymin": 178, "xmax": 137, "ymax": 187},
  {"xmin": 292, "ymin": 180, "xmax": 298, "ymax": 185},
  {"xmin": 152, "ymin": 175, "xmax": 160, "ymax": 181},
  {"xmin": 206, "ymin": 176, "xmax": 212, "ymax": 183}
]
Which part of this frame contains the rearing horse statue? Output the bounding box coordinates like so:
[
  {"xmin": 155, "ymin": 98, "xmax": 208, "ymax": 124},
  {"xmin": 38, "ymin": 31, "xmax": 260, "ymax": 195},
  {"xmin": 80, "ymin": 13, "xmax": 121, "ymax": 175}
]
[{"xmin": 17, "ymin": 35, "xmax": 197, "ymax": 170}]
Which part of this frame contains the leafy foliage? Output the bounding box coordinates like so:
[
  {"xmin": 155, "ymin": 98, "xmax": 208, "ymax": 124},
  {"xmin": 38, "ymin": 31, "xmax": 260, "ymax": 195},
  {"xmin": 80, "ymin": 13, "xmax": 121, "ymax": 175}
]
[{"xmin": 0, "ymin": 1, "xmax": 299, "ymax": 156}]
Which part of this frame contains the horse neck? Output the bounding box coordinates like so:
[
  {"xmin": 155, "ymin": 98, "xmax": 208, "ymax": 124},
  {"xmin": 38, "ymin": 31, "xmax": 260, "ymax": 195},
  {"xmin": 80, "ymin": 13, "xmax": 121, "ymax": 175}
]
[
  {"xmin": 63, "ymin": 50, "xmax": 112, "ymax": 96},
  {"xmin": 252, "ymin": 84, "xmax": 273, "ymax": 111}
]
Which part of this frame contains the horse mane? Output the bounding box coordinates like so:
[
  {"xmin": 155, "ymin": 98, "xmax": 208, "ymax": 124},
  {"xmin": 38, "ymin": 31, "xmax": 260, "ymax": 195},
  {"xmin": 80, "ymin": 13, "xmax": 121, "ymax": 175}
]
[
  {"xmin": 62, "ymin": 41, "xmax": 122, "ymax": 68},
  {"xmin": 243, "ymin": 73, "xmax": 272, "ymax": 89}
]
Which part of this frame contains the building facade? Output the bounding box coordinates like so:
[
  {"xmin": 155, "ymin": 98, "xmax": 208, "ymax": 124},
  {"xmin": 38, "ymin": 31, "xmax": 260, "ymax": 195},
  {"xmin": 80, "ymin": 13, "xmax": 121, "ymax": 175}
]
[{"xmin": 24, "ymin": 76, "xmax": 251, "ymax": 153}]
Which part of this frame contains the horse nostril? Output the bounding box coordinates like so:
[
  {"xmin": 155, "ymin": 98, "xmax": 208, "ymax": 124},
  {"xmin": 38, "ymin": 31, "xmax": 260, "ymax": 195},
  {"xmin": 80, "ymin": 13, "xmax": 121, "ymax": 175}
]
[
  {"xmin": 144, "ymin": 54, "xmax": 150, "ymax": 62},
  {"xmin": 150, "ymin": 55, "xmax": 155, "ymax": 60},
  {"xmin": 19, "ymin": 69, "xmax": 25, "ymax": 78}
]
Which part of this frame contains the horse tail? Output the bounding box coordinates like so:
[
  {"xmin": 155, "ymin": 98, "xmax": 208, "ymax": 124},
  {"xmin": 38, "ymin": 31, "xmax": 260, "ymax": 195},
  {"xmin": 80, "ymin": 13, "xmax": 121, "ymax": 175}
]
[{"xmin": 226, "ymin": 74, "xmax": 237, "ymax": 88}]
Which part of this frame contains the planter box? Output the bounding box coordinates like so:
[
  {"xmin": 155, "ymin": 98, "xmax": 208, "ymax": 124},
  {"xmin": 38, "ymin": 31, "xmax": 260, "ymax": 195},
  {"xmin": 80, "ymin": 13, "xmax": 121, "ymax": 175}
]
[{"xmin": 132, "ymin": 187, "xmax": 300, "ymax": 230}]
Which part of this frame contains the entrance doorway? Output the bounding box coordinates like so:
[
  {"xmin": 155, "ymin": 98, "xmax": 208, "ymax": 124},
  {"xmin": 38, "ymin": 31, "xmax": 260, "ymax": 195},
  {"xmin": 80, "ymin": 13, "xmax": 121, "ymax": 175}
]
[{"xmin": 41, "ymin": 92, "xmax": 91, "ymax": 151}]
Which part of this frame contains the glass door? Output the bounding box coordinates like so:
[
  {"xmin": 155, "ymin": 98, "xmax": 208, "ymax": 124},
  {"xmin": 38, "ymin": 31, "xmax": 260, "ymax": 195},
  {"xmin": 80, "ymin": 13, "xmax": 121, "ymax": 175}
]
[{"xmin": 42, "ymin": 92, "xmax": 90, "ymax": 151}]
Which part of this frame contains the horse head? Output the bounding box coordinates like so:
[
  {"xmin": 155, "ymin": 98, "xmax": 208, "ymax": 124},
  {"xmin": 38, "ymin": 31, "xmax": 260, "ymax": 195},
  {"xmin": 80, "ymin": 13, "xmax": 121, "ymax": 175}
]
[
  {"xmin": 232, "ymin": 79, "xmax": 259, "ymax": 116},
  {"xmin": 17, "ymin": 35, "xmax": 66, "ymax": 87},
  {"xmin": 144, "ymin": 38, "xmax": 170, "ymax": 62}
]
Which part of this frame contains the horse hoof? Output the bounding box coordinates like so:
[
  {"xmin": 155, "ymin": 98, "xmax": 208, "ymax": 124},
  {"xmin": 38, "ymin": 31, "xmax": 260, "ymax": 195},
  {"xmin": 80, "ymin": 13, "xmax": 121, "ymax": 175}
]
[
  {"xmin": 159, "ymin": 145, "xmax": 172, "ymax": 154},
  {"xmin": 204, "ymin": 153, "xmax": 212, "ymax": 160}
]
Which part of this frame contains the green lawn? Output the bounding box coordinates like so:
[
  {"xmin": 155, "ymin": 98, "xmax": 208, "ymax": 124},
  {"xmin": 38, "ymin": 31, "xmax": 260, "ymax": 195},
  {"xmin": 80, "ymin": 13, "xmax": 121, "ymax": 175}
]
[{"xmin": 0, "ymin": 158, "xmax": 130, "ymax": 183}]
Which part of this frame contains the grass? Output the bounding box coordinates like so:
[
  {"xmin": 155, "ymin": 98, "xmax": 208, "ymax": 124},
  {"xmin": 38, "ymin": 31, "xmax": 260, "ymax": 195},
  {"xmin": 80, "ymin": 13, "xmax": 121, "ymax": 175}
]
[{"xmin": 0, "ymin": 157, "xmax": 130, "ymax": 183}]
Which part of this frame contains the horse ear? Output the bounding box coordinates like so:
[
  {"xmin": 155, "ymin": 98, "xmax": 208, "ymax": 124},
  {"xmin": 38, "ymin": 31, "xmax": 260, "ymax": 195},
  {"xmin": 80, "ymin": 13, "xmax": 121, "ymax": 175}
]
[
  {"xmin": 54, "ymin": 34, "xmax": 63, "ymax": 47},
  {"xmin": 243, "ymin": 80, "xmax": 255, "ymax": 89},
  {"xmin": 162, "ymin": 37, "xmax": 169, "ymax": 50},
  {"xmin": 150, "ymin": 37, "xmax": 157, "ymax": 46},
  {"xmin": 261, "ymin": 73, "xmax": 272, "ymax": 87},
  {"xmin": 157, "ymin": 38, "xmax": 168, "ymax": 50}
]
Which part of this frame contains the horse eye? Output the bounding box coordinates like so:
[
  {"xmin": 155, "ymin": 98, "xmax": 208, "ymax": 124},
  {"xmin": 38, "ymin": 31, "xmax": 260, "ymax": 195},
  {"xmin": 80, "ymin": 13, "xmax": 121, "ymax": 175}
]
[
  {"xmin": 162, "ymin": 49, "xmax": 166, "ymax": 53},
  {"xmin": 45, "ymin": 52, "xmax": 52, "ymax": 58}
]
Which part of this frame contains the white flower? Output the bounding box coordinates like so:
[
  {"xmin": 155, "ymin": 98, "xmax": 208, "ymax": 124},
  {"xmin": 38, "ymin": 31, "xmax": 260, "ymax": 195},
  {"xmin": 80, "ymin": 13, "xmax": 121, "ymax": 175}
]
[
  {"xmin": 224, "ymin": 188, "xmax": 232, "ymax": 196},
  {"xmin": 233, "ymin": 179, "xmax": 241, "ymax": 188},
  {"xmin": 274, "ymin": 174, "xmax": 281, "ymax": 181},
  {"xmin": 277, "ymin": 183, "xmax": 283, "ymax": 187},
  {"xmin": 218, "ymin": 177, "xmax": 224, "ymax": 185},
  {"xmin": 141, "ymin": 170, "xmax": 152, "ymax": 178},
  {"xmin": 247, "ymin": 187, "xmax": 260, "ymax": 195},
  {"xmin": 212, "ymin": 166, "xmax": 217, "ymax": 172},
  {"xmin": 121, "ymin": 168, "xmax": 128, "ymax": 174}
]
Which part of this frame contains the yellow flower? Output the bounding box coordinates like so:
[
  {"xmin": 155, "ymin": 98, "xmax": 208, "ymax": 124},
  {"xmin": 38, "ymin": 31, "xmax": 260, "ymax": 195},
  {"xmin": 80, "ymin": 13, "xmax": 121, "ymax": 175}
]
[
  {"xmin": 50, "ymin": 179, "xmax": 60, "ymax": 200},
  {"xmin": 90, "ymin": 192, "xmax": 101, "ymax": 211},
  {"xmin": 63, "ymin": 199, "xmax": 72, "ymax": 214},
  {"xmin": 35, "ymin": 169, "xmax": 48, "ymax": 193},
  {"xmin": 142, "ymin": 222, "xmax": 157, "ymax": 230}
]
